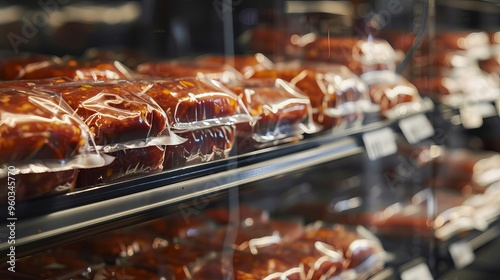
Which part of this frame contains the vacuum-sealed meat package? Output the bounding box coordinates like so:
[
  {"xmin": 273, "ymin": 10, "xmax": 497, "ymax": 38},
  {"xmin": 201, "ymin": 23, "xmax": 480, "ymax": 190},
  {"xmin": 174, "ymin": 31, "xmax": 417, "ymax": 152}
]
[
  {"xmin": 195, "ymin": 53, "xmax": 274, "ymax": 78},
  {"xmin": 361, "ymin": 71, "xmax": 424, "ymax": 118},
  {"xmin": 131, "ymin": 77, "xmax": 251, "ymax": 168},
  {"xmin": 35, "ymin": 81, "xmax": 178, "ymax": 187},
  {"xmin": 305, "ymin": 37, "xmax": 401, "ymax": 75},
  {"xmin": 0, "ymin": 53, "xmax": 53, "ymax": 80},
  {"xmin": 0, "ymin": 87, "xmax": 103, "ymax": 200},
  {"xmin": 250, "ymin": 64, "xmax": 371, "ymax": 130},
  {"xmin": 4, "ymin": 57, "xmax": 134, "ymax": 81},
  {"xmin": 228, "ymin": 78, "xmax": 317, "ymax": 152}
]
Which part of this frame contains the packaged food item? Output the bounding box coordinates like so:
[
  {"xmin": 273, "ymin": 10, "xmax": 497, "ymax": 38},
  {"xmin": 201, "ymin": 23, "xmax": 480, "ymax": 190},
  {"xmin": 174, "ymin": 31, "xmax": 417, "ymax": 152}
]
[
  {"xmin": 136, "ymin": 61, "xmax": 241, "ymax": 84},
  {"xmin": 202, "ymin": 205, "xmax": 270, "ymax": 226},
  {"xmin": 36, "ymin": 81, "xmax": 169, "ymax": 147},
  {"xmin": 302, "ymin": 222, "xmax": 385, "ymax": 275},
  {"xmin": 10, "ymin": 58, "xmax": 134, "ymax": 81},
  {"xmin": 255, "ymin": 239, "xmax": 344, "ymax": 280},
  {"xmin": 305, "ymin": 37, "xmax": 401, "ymax": 75},
  {"xmin": 76, "ymin": 145, "xmax": 165, "ymax": 187},
  {"xmin": 163, "ymin": 125, "xmax": 235, "ymax": 169},
  {"xmin": 83, "ymin": 47, "xmax": 154, "ymax": 69},
  {"xmin": 0, "ymin": 169, "xmax": 78, "ymax": 201},
  {"xmin": 0, "ymin": 87, "xmax": 103, "ymax": 199},
  {"xmin": 133, "ymin": 78, "xmax": 248, "ymax": 130},
  {"xmin": 191, "ymin": 250, "xmax": 302, "ymax": 280},
  {"xmin": 0, "ymin": 53, "xmax": 53, "ymax": 80},
  {"xmin": 229, "ymin": 79, "xmax": 316, "ymax": 152},
  {"xmin": 436, "ymin": 30, "xmax": 491, "ymax": 60},
  {"xmin": 77, "ymin": 230, "xmax": 166, "ymax": 264},
  {"xmin": 36, "ymin": 81, "xmax": 175, "ymax": 187},
  {"xmin": 371, "ymin": 189, "xmax": 484, "ymax": 240},
  {"xmin": 433, "ymin": 149, "xmax": 500, "ymax": 194},
  {"xmin": 361, "ymin": 71, "xmax": 424, "ymax": 118},
  {"xmin": 250, "ymin": 65, "xmax": 370, "ymax": 130},
  {"xmin": 127, "ymin": 240, "xmax": 210, "ymax": 280},
  {"xmin": 195, "ymin": 53, "xmax": 274, "ymax": 78},
  {"xmin": 0, "ymin": 77, "xmax": 73, "ymax": 89},
  {"xmin": 141, "ymin": 214, "xmax": 217, "ymax": 240}
]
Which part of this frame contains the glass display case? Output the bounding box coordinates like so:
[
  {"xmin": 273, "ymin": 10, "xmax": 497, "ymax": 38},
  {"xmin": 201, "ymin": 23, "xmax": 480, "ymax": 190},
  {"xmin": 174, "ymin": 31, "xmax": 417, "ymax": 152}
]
[{"xmin": 0, "ymin": 0, "xmax": 500, "ymax": 279}]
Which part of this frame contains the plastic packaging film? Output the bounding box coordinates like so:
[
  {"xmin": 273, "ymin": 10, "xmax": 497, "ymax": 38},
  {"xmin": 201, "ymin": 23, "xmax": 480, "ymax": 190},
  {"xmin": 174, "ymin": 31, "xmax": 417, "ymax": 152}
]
[
  {"xmin": 0, "ymin": 86, "xmax": 105, "ymax": 200},
  {"xmin": 228, "ymin": 78, "xmax": 318, "ymax": 152},
  {"xmin": 2, "ymin": 57, "xmax": 135, "ymax": 81}
]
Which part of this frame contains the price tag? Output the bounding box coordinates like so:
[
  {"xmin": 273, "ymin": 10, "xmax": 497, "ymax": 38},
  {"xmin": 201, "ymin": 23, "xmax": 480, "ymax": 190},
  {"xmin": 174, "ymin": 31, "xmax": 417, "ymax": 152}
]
[
  {"xmin": 399, "ymin": 114, "xmax": 435, "ymax": 144},
  {"xmin": 400, "ymin": 262, "xmax": 434, "ymax": 280},
  {"xmin": 449, "ymin": 241, "xmax": 475, "ymax": 269},
  {"xmin": 460, "ymin": 105, "xmax": 483, "ymax": 129},
  {"xmin": 362, "ymin": 128, "xmax": 397, "ymax": 160}
]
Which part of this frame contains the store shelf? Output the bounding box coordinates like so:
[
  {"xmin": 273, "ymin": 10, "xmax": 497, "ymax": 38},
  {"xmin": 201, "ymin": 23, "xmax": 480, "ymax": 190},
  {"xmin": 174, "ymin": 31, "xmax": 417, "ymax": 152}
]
[{"xmin": 0, "ymin": 99, "xmax": 434, "ymax": 262}]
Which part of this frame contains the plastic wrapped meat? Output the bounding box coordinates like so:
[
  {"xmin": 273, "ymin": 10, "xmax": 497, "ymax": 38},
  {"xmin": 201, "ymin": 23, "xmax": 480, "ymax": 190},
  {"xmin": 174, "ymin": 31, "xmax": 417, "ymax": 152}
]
[
  {"xmin": 133, "ymin": 78, "xmax": 244, "ymax": 130},
  {"xmin": 136, "ymin": 61, "xmax": 240, "ymax": 83},
  {"xmin": 76, "ymin": 145, "xmax": 165, "ymax": 187},
  {"xmin": 361, "ymin": 71, "xmax": 422, "ymax": 118},
  {"xmin": 195, "ymin": 53, "xmax": 274, "ymax": 78},
  {"xmin": 0, "ymin": 169, "xmax": 78, "ymax": 201},
  {"xmin": 229, "ymin": 79, "xmax": 315, "ymax": 151},
  {"xmin": 0, "ymin": 86, "xmax": 104, "ymax": 199},
  {"xmin": 0, "ymin": 77, "xmax": 72, "ymax": 89},
  {"xmin": 0, "ymin": 89, "xmax": 88, "ymax": 165},
  {"xmin": 250, "ymin": 65, "xmax": 370, "ymax": 129},
  {"xmin": 75, "ymin": 230, "xmax": 166, "ymax": 264},
  {"xmin": 163, "ymin": 125, "xmax": 234, "ymax": 170},
  {"xmin": 36, "ymin": 81, "xmax": 169, "ymax": 147},
  {"xmin": 436, "ymin": 30, "xmax": 491, "ymax": 59},
  {"xmin": 127, "ymin": 240, "xmax": 210, "ymax": 280},
  {"xmin": 305, "ymin": 37, "xmax": 400, "ymax": 75},
  {"xmin": 0, "ymin": 53, "xmax": 52, "ymax": 80},
  {"xmin": 4, "ymin": 58, "xmax": 133, "ymax": 81}
]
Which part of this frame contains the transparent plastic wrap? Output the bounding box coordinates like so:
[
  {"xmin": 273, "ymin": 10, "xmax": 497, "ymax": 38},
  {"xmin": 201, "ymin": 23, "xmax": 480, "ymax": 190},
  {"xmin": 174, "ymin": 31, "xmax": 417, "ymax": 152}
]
[
  {"xmin": 11, "ymin": 58, "xmax": 136, "ymax": 81},
  {"xmin": 131, "ymin": 77, "xmax": 250, "ymax": 168},
  {"xmin": 371, "ymin": 188, "xmax": 496, "ymax": 241},
  {"xmin": 71, "ymin": 229, "xmax": 167, "ymax": 265},
  {"xmin": 0, "ymin": 77, "xmax": 73, "ymax": 89},
  {"xmin": 189, "ymin": 221, "xmax": 384, "ymax": 280},
  {"xmin": 250, "ymin": 64, "xmax": 371, "ymax": 130},
  {"xmin": 432, "ymin": 148, "xmax": 500, "ymax": 194},
  {"xmin": 136, "ymin": 61, "xmax": 242, "ymax": 84},
  {"xmin": 413, "ymin": 66, "xmax": 500, "ymax": 106},
  {"xmin": 195, "ymin": 53, "xmax": 274, "ymax": 79},
  {"xmin": 228, "ymin": 78, "xmax": 317, "ymax": 152},
  {"xmin": 304, "ymin": 37, "xmax": 401, "ymax": 75},
  {"xmin": 35, "ymin": 81, "xmax": 179, "ymax": 187},
  {"xmin": 436, "ymin": 30, "xmax": 492, "ymax": 60},
  {"xmin": 361, "ymin": 71, "xmax": 424, "ymax": 119},
  {"xmin": 132, "ymin": 77, "xmax": 250, "ymax": 130},
  {"xmin": 0, "ymin": 53, "xmax": 53, "ymax": 80},
  {"xmin": 0, "ymin": 87, "xmax": 104, "ymax": 200},
  {"xmin": 126, "ymin": 240, "xmax": 212, "ymax": 279}
]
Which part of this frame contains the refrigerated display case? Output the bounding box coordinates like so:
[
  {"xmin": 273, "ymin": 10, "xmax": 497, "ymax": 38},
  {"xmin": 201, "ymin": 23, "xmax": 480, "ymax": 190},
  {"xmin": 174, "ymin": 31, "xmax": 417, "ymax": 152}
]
[{"xmin": 1, "ymin": 0, "xmax": 500, "ymax": 279}]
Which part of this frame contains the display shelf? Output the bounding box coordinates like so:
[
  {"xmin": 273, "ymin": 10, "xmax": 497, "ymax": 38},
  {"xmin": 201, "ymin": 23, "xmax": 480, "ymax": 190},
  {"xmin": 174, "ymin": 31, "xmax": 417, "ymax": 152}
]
[{"xmin": 0, "ymin": 99, "xmax": 434, "ymax": 262}]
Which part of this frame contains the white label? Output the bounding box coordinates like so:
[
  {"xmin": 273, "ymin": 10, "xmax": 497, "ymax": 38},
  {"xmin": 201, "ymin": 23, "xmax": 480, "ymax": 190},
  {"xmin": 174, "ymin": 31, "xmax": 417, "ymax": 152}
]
[
  {"xmin": 400, "ymin": 262, "xmax": 434, "ymax": 280},
  {"xmin": 362, "ymin": 128, "xmax": 397, "ymax": 160},
  {"xmin": 399, "ymin": 114, "xmax": 435, "ymax": 144},
  {"xmin": 460, "ymin": 106, "xmax": 483, "ymax": 129},
  {"xmin": 449, "ymin": 241, "xmax": 475, "ymax": 269}
]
